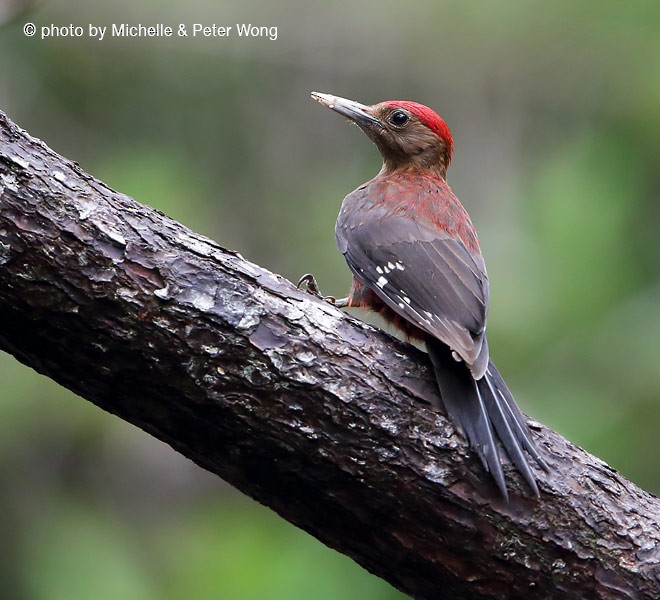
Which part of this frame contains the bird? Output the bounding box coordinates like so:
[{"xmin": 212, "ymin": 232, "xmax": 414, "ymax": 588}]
[{"xmin": 299, "ymin": 91, "xmax": 547, "ymax": 499}]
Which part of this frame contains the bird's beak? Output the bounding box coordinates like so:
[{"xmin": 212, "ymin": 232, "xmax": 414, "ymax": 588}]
[{"xmin": 311, "ymin": 92, "xmax": 383, "ymax": 130}]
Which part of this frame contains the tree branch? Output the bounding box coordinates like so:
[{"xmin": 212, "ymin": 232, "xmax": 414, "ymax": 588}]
[{"xmin": 0, "ymin": 110, "xmax": 658, "ymax": 600}]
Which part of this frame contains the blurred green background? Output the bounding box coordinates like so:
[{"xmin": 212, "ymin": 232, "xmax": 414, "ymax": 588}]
[{"xmin": 1, "ymin": 1, "xmax": 659, "ymax": 598}]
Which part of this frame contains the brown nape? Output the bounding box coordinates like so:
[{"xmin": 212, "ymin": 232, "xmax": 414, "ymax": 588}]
[{"xmin": 347, "ymin": 277, "xmax": 428, "ymax": 341}]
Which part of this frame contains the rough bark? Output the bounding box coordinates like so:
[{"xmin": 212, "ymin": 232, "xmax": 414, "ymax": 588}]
[{"xmin": 0, "ymin": 110, "xmax": 658, "ymax": 600}]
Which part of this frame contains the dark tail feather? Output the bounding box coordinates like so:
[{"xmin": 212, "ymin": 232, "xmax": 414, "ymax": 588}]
[
  {"xmin": 427, "ymin": 340, "xmax": 508, "ymax": 498},
  {"xmin": 427, "ymin": 340, "xmax": 544, "ymax": 498},
  {"xmin": 485, "ymin": 363, "xmax": 549, "ymax": 473},
  {"xmin": 477, "ymin": 373, "xmax": 539, "ymax": 496}
]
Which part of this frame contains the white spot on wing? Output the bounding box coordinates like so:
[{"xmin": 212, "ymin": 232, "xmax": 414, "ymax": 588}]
[
  {"xmin": 395, "ymin": 262, "xmax": 405, "ymax": 271},
  {"xmin": 403, "ymin": 296, "xmax": 411, "ymax": 304},
  {"xmin": 376, "ymin": 276, "xmax": 388, "ymax": 288},
  {"xmin": 398, "ymin": 302, "xmax": 405, "ymax": 308},
  {"xmin": 387, "ymin": 262, "xmax": 395, "ymax": 270},
  {"xmin": 376, "ymin": 266, "xmax": 383, "ymax": 274}
]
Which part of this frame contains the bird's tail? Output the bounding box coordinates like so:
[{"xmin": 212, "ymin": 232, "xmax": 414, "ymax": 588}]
[{"xmin": 427, "ymin": 339, "xmax": 547, "ymax": 499}]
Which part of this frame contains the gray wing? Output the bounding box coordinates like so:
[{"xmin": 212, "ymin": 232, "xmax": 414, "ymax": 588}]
[{"xmin": 337, "ymin": 212, "xmax": 490, "ymax": 377}]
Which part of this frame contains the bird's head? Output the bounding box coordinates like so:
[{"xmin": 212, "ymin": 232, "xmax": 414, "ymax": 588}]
[{"xmin": 311, "ymin": 92, "xmax": 453, "ymax": 178}]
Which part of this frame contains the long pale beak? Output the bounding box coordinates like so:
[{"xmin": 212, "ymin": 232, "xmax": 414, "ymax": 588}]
[{"xmin": 311, "ymin": 92, "xmax": 383, "ymax": 130}]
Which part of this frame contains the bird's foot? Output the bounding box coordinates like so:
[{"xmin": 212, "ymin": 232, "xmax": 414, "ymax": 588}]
[
  {"xmin": 297, "ymin": 273, "xmax": 348, "ymax": 308},
  {"xmin": 297, "ymin": 273, "xmax": 322, "ymax": 295}
]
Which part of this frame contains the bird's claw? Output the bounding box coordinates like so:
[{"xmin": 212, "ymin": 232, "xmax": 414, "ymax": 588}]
[
  {"xmin": 297, "ymin": 273, "xmax": 321, "ymax": 295},
  {"xmin": 297, "ymin": 273, "xmax": 340, "ymax": 305}
]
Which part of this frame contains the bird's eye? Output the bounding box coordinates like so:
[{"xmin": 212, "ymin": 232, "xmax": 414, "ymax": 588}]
[{"xmin": 388, "ymin": 110, "xmax": 410, "ymax": 126}]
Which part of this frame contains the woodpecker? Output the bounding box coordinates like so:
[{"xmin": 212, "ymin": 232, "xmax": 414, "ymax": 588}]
[{"xmin": 300, "ymin": 92, "xmax": 547, "ymax": 499}]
